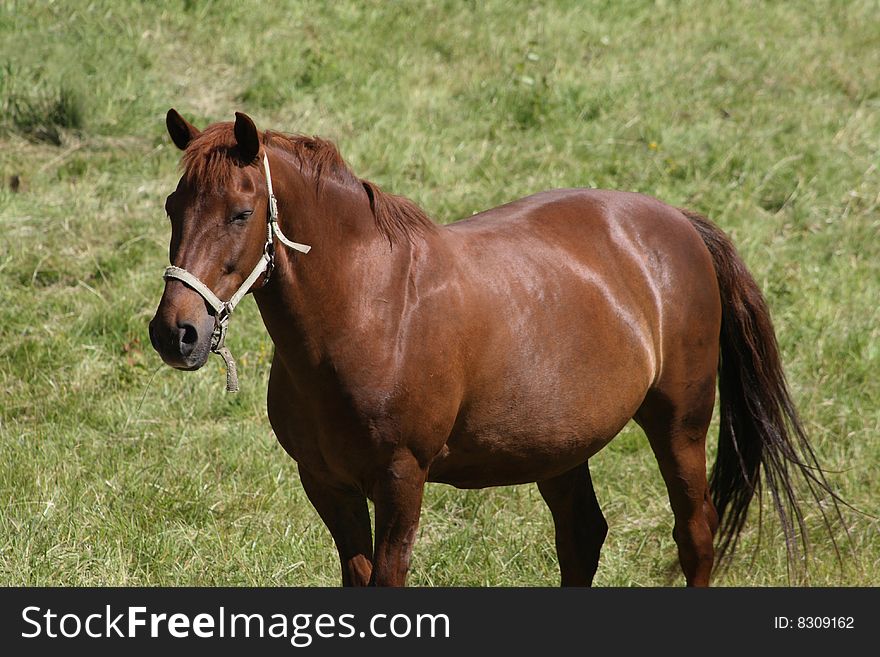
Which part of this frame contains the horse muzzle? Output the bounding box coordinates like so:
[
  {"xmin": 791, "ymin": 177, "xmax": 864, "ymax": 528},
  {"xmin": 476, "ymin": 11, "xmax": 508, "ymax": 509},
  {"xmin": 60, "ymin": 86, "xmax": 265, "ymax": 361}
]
[{"xmin": 148, "ymin": 310, "xmax": 214, "ymax": 371}]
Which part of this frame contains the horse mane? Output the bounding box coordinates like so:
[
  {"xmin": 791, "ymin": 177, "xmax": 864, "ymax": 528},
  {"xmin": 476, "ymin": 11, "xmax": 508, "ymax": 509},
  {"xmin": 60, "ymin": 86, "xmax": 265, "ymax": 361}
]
[{"xmin": 181, "ymin": 122, "xmax": 436, "ymax": 245}]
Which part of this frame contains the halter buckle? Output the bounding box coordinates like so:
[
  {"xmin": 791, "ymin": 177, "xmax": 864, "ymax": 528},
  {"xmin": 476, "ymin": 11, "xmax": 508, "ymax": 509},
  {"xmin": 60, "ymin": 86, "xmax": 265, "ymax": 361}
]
[
  {"xmin": 268, "ymin": 194, "xmax": 279, "ymax": 221},
  {"xmin": 210, "ymin": 314, "xmax": 229, "ymax": 351},
  {"xmin": 262, "ymin": 240, "xmax": 275, "ymax": 284}
]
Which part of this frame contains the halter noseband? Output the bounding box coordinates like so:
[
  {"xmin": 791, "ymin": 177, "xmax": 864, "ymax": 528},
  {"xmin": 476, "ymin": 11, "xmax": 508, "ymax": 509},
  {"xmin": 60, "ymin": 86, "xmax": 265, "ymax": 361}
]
[{"xmin": 163, "ymin": 153, "xmax": 311, "ymax": 392}]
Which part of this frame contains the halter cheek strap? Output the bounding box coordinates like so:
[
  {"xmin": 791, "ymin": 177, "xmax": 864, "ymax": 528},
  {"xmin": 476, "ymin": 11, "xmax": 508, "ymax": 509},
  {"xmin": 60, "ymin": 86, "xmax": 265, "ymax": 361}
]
[
  {"xmin": 263, "ymin": 153, "xmax": 311, "ymax": 255},
  {"xmin": 162, "ymin": 152, "xmax": 310, "ymax": 392}
]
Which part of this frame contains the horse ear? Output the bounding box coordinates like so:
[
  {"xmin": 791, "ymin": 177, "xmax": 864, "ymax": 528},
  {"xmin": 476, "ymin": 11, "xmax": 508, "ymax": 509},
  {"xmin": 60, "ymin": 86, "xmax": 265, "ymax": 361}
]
[
  {"xmin": 234, "ymin": 112, "xmax": 260, "ymax": 163},
  {"xmin": 166, "ymin": 109, "xmax": 200, "ymax": 151}
]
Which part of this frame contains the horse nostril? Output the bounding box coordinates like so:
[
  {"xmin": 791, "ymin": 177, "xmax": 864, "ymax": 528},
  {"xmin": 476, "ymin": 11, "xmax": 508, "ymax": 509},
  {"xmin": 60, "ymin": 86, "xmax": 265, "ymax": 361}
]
[{"xmin": 178, "ymin": 322, "xmax": 199, "ymax": 352}]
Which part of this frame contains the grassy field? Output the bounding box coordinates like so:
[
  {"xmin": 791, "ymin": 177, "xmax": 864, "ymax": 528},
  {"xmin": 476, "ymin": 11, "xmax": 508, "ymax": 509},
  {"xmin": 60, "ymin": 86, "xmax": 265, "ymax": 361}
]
[{"xmin": 0, "ymin": 0, "xmax": 878, "ymax": 586}]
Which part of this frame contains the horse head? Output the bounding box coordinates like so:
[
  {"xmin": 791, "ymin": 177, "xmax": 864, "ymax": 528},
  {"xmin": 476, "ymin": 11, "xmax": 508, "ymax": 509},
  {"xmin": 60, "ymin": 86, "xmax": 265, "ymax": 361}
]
[{"xmin": 149, "ymin": 110, "xmax": 279, "ymax": 374}]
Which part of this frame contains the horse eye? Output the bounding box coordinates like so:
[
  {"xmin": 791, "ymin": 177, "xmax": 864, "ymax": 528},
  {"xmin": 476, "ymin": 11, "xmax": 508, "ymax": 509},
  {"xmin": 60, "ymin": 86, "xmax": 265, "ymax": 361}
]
[{"xmin": 230, "ymin": 210, "xmax": 254, "ymax": 223}]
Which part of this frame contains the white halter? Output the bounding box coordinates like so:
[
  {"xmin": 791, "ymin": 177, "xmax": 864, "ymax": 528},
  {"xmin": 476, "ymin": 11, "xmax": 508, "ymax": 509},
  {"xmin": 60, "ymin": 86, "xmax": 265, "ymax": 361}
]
[{"xmin": 163, "ymin": 153, "xmax": 310, "ymax": 392}]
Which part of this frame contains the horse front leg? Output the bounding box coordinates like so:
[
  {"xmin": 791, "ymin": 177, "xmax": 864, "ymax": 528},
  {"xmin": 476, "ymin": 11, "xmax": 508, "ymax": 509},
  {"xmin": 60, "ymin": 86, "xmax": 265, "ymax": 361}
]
[
  {"xmin": 370, "ymin": 452, "xmax": 427, "ymax": 587},
  {"xmin": 298, "ymin": 466, "xmax": 374, "ymax": 586}
]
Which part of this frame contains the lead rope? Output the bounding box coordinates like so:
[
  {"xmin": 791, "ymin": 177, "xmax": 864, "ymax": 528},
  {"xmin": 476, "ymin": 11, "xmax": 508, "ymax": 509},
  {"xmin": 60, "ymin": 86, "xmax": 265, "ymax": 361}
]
[{"xmin": 162, "ymin": 152, "xmax": 311, "ymax": 392}]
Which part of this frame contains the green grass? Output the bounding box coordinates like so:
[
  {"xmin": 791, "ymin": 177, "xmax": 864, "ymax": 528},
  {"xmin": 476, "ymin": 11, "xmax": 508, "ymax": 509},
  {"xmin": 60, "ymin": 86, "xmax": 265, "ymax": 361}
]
[{"xmin": 1, "ymin": 0, "xmax": 878, "ymax": 586}]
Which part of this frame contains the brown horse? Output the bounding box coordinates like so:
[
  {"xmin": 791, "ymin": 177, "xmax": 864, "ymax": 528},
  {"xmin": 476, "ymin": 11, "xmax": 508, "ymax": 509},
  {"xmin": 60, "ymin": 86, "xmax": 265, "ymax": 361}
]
[{"xmin": 149, "ymin": 110, "xmax": 839, "ymax": 586}]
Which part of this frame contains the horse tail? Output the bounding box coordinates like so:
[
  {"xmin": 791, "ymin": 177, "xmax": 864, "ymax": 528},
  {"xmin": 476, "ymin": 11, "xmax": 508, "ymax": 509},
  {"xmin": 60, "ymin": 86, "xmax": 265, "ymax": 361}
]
[{"xmin": 681, "ymin": 208, "xmax": 843, "ymax": 568}]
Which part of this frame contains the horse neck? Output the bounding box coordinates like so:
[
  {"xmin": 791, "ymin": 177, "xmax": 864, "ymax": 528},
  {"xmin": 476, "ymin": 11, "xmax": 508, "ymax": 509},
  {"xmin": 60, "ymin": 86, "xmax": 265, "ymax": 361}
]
[{"xmin": 252, "ymin": 149, "xmax": 416, "ymax": 368}]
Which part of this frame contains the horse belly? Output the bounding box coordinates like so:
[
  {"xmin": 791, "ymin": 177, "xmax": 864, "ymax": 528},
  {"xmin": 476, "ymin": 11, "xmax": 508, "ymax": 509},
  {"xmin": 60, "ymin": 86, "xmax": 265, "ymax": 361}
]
[{"xmin": 426, "ymin": 366, "xmax": 649, "ymax": 488}]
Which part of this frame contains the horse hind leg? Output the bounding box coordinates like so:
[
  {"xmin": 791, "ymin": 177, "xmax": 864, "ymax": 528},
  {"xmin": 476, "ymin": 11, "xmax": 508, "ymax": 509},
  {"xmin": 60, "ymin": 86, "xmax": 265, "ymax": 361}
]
[
  {"xmin": 636, "ymin": 380, "xmax": 718, "ymax": 587},
  {"xmin": 538, "ymin": 462, "xmax": 608, "ymax": 586}
]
